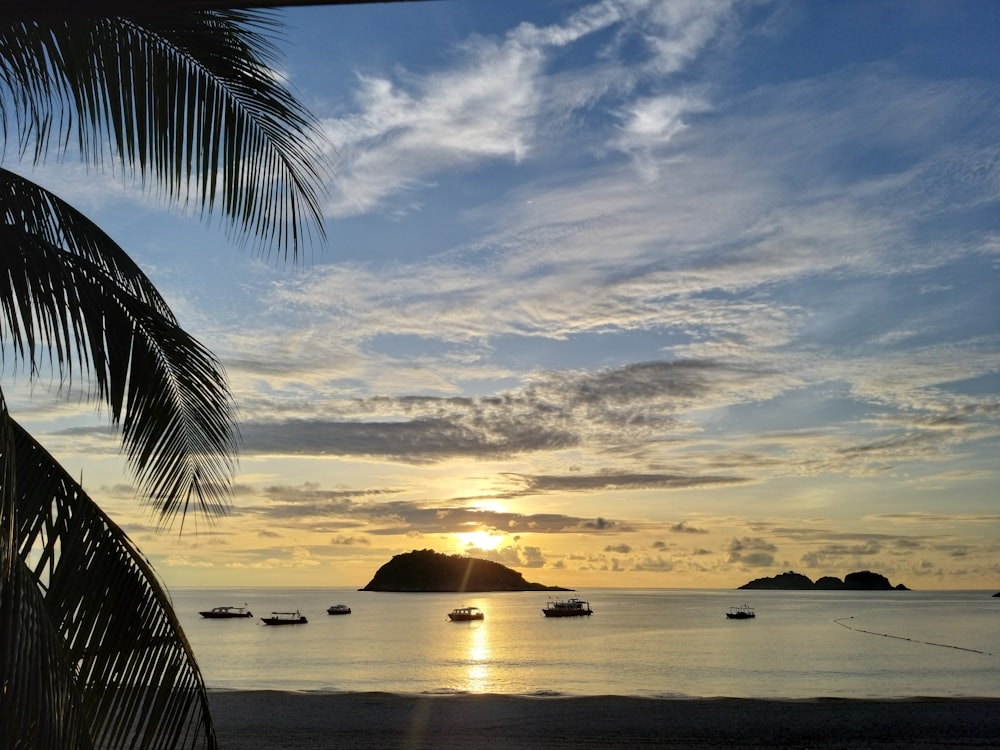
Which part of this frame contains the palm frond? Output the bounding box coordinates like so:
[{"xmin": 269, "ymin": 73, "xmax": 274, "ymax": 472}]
[
  {"xmin": 0, "ymin": 394, "xmax": 92, "ymax": 750},
  {"xmin": 0, "ymin": 172, "xmax": 238, "ymax": 523},
  {"xmin": 0, "ymin": 558, "xmax": 94, "ymax": 750},
  {"xmin": 0, "ymin": 168, "xmax": 175, "ymax": 314},
  {"xmin": 5, "ymin": 1, "xmax": 435, "ymax": 24},
  {"xmin": 0, "ymin": 9, "xmax": 329, "ymax": 260},
  {"xmin": 10, "ymin": 414, "xmax": 216, "ymax": 749}
]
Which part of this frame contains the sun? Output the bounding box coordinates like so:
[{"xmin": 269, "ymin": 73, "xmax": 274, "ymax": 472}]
[{"xmin": 454, "ymin": 529, "xmax": 503, "ymax": 551}]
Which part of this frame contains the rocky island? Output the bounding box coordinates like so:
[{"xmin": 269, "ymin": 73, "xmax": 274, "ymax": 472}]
[
  {"xmin": 738, "ymin": 570, "xmax": 909, "ymax": 591},
  {"xmin": 360, "ymin": 549, "xmax": 571, "ymax": 592}
]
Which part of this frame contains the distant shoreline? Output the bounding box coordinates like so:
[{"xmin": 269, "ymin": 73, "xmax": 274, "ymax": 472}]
[{"xmin": 208, "ymin": 690, "xmax": 1000, "ymax": 749}]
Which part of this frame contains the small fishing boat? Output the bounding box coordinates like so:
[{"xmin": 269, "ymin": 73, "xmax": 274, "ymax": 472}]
[
  {"xmin": 198, "ymin": 605, "xmax": 252, "ymax": 619},
  {"xmin": 542, "ymin": 598, "xmax": 593, "ymax": 617},
  {"xmin": 326, "ymin": 603, "xmax": 352, "ymax": 615},
  {"xmin": 726, "ymin": 604, "xmax": 755, "ymax": 619},
  {"xmin": 261, "ymin": 610, "xmax": 308, "ymax": 625},
  {"xmin": 448, "ymin": 606, "xmax": 484, "ymax": 622}
]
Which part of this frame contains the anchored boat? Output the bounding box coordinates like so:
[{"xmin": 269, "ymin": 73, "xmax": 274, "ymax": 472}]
[
  {"xmin": 726, "ymin": 604, "xmax": 756, "ymax": 619},
  {"xmin": 542, "ymin": 598, "xmax": 593, "ymax": 617},
  {"xmin": 198, "ymin": 605, "xmax": 252, "ymax": 619},
  {"xmin": 448, "ymin": 606, "xmax": 484, "ymax": 622},
  {"xmin": 261, "ymin": 610, "xmax": 308, "ymax": 625}
]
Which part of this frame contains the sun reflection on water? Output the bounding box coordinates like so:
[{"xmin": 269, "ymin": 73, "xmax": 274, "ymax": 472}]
[{"xmin": 462, "ymin": 620, "xmax": 491, "ymax": 693}]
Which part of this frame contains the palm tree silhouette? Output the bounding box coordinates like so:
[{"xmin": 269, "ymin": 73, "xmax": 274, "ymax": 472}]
[{"xmin": 1, "ymin": 7, "xmax": 329, "ymax": 748}]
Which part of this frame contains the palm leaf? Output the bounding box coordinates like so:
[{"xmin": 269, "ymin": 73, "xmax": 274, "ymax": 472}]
[
  {"xmin": 0, "ymin": 395, "xmax": 91, "ymax": 750},
  {"xmin": 0, "ymin": 9, "xmax": 328, "ymax": 260},
  {"xmin": 0, "ymin": 167, "xmax": 175, "ymax": 322},
  {"xmin": 9, "ymin": 414, "xmax": 216, "ymax": 750},
  {"xmin": 0, "ymin": 558, "xmax": 94, "ymax": 750},
  {"xmin": 0, "ymin": 170, "xmax": 238, "ymax": 524}
]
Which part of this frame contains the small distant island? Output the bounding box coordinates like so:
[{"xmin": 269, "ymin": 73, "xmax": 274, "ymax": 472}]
[
  {"xmin": 738, "ymin": 570, "xmax": 909, "ymax": 591},
  {"xmin": 360, "ymin": 549, "xmax": 571, "ymax": 592}
]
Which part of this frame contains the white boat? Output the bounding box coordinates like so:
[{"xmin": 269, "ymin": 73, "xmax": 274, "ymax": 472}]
[
  {"xmin": 326, "ymin": 603, "xmax": 352, "ymax": 615},
  {"xmin": 198, "ymin": 605, "xmax": 252, "ymax": 619},
  {"xmin": 448, "ymin": 606, "xmax": 484, "ymax": 622},
  {"xmin": 542, "ymin": 598, "xmax": 593, "ymax": 617},
  {"xmin": 261, "ymin": 610, "xmax": 308, "ymax": 625}
]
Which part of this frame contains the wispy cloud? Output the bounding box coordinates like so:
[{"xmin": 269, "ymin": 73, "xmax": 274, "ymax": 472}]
[{"xmin": 321, "ymin": 0, "xmax": 735, "ymax": 216}]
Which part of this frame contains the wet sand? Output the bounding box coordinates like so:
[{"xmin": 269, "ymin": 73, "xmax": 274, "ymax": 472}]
[{"xmin": 209, "ymin": 691, "xmax": 999, "ymax": 749}]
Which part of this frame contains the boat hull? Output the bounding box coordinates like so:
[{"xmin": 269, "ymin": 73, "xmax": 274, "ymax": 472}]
[{"xmin": 541, "ymin": 609, "xmax": 592, "ymax": 617}]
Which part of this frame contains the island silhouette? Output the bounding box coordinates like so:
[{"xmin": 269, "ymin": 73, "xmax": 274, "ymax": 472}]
[
  {"xmin": 360, "ymin": 549, "xmax": 571, "ymax": 592},
  {"xmin": 738, "ymin": 570, "xmax": 909, "ymax": 590}
]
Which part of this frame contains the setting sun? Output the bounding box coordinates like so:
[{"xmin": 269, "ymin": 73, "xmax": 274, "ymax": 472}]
[{"xmin": 454, "ymin": 529, "xmax": 503, "ymax": 551}]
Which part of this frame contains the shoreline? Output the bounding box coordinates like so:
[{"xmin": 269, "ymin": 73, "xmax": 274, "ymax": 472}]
[{"xmin": 208, "ymin": 690, "xmax": 1000, "ymax": 749}]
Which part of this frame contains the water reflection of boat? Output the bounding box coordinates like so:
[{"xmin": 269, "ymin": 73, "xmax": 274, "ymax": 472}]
[
  {"xmin": 326, "ymin": 603, "xmax": 352, "ymax": 615},
  {"xmin": 198, "ymin": 605, "xmax": 252, "ymax": 619},
  {"xmin": 726, "ymin": 604, "xmax": 755, "ymax": 619},
  {"xmin": 448, "ymin": 606, "xmax": 484, "ymax": 621},
  {"xmin": 261, "ymin": 610, "xmax": 308, "ymax": 625},
  {"xmin": 542, "ymin": 598, "xmax": 593, "ymax": 617}
]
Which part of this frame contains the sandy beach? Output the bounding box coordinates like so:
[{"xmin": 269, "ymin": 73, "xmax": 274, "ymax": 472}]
[{"xmin": 209, "ymin": 691, "xmax": 999, "ymax": 749}]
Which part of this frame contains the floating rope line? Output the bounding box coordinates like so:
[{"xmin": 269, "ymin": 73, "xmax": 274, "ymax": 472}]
[{"xmin": 833, "ymin": 617, "xmax": 991, "ymax": 655}]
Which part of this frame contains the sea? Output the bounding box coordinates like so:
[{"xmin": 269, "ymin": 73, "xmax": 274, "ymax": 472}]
[{"xmin": 171, "ymin": 587, "xmax": 998, "ymax": 700}]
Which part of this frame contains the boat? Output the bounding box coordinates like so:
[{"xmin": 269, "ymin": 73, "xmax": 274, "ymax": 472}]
[
  {"xmin": 447, "ymin": 606, "xmax": 484, "ymax": 622},
  {"xmin": 726, "ymin": 604, "xmax": 756, "ymax": 619},
  {"xmin": 261, "ymin": 610, "xmax": 308, "ymax": 625},
  {"xmin": 541, "ymin": 598, "xmax": 593, "ymax": 617},
  {"xmin": 198, "ymin": 605, "xmax": 252, "ymax": 619},
  {"xmin": 326, "ymin": 603, "xmax": 352, "ymax": 615}
]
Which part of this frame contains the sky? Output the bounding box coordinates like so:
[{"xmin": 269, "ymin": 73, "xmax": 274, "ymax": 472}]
[{"xmin": 9, "ymin": 0, "xmax": 1000, "ymax": 591}]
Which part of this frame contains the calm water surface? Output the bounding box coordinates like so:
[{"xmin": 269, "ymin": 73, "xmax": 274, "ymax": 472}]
[{"xmin": 172, "ymin": 588, "xmax": 998, "ymax": 699}]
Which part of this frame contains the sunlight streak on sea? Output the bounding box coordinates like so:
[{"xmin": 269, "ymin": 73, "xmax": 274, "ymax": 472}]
[{"xmin": 172, "ymin": 588, "xmax": 998, "ymax": 699}]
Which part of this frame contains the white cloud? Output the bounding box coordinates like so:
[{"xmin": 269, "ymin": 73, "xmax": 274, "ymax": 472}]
[{"xmin": 322, "ymin": 35, "xmax": 545, "ymax": 217}]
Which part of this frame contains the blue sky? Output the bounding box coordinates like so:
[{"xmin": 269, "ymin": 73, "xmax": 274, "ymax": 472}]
[{"xmin": 12, "ymin": 0, "xmax": 1000, "ymax": 589}]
